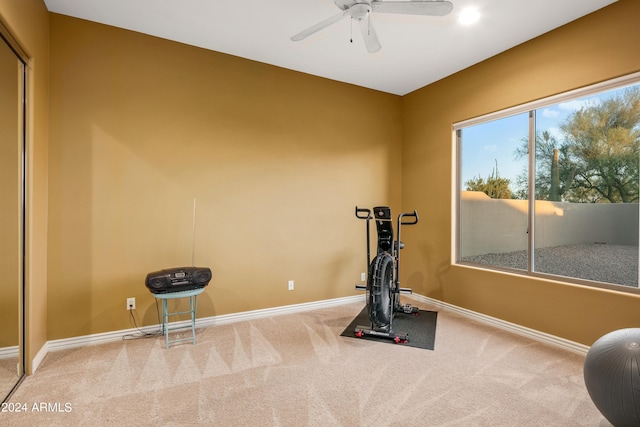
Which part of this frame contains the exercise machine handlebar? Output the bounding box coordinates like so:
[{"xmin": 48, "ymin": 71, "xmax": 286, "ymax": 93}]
[
  {"xmin": 399, "ymin": 210, "xmax": 419, "ymax": 226},
  {"xmin": 355, "ymin": 206, "xmax": 372, "ymax": 276},
  {"xmin": 394, "ymin": 210, "xmax": 418, "ymax": 297},
  {"xmin": 355, "ymin": 206, "xmax": 372, "ymax": 220}
]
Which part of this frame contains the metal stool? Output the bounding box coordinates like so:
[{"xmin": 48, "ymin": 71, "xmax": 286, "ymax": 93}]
[{"xmin": 154, "ymin": 287, "xmax": 205, "ymax": 349}]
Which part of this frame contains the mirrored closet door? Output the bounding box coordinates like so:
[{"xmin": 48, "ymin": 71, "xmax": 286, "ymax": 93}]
[{"xmin": 0, "ymin": 24, "xmax": 26, "ymax": 402}]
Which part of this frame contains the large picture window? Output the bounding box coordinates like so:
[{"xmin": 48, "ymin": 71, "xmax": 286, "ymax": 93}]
[{"xmin": 455, "ymin": 73, "xmax": 640, "ymax": 293}]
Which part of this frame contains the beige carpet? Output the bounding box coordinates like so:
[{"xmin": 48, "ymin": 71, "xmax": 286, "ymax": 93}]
[{"xmin": 2, "ymin": 298, "xmax": 610, "ymax": 426}]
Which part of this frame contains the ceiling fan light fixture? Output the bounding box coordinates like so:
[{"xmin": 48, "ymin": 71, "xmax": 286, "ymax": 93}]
[{"xmin": 458, "ymin": 7, "xmax": 480, "ymax": 25}]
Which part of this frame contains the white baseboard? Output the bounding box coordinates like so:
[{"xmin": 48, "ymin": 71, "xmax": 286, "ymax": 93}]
[
  {"xmin": 31, "ymin": 292, "xmax": 588, "ymax": 373},
  {"xmin": 0, "ymin": 345, "xmax": 18, "ymax": 360},
  {"xmin": 31, "ymin": 343, "xmax": 48, "ymax": 374},
  {"xmin": 410, "ymin": 293, "xmax": 589, "ymax": 355},
  {"xmin": 195, "ymin": 294, "xmax": 365, "ymax": 329}
]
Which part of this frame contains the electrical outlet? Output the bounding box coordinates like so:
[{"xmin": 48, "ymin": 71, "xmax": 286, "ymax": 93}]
[
  {"xmin": 361, "ymin": 272, "xmax": 366, "ymax": 281},
  {"xmin": 288, "ymin": 280, "xmax": 294, "ymax": 291},
  {"xmin": 127, "ymin": 297, "xmax": 135, "ymax": 310}
]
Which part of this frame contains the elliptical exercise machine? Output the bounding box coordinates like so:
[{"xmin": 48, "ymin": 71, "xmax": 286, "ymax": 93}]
[{"xmin": 354, "ymin": 206, "xmax": 419, "ymax": 343}]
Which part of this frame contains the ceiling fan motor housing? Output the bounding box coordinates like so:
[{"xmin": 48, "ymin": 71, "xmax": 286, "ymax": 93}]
[{"xmin": 349, "ymin": 3, "xmax": 372, "ymax": 20}]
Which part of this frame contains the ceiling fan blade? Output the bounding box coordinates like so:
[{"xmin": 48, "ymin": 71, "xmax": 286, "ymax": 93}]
[
  {"xmin": 291, "ymin": 10, "xmax": 349, "ymax": 41},
  {"xmin": 372, "ymin": 0, "xmax": 453, "ymax": 16},
  {"xmin": 359, "ymin": 16, "xmax": 381, "ymax": 53}
]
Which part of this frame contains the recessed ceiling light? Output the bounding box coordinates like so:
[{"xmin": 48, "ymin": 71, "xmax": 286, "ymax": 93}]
[{"xmin": 458, "ymin": 7, "xmax": 480, "ymax": 25}]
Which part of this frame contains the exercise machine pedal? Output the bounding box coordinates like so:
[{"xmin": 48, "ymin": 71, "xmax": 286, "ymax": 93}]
[{"xmin": 399, "ymin": 303, "xmax": 420, "ymax": 315}]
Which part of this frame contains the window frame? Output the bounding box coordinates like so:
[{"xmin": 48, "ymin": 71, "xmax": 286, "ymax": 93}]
[{"xmin": 452, "ymin": 71, "xmax": 640, "ymax": 295}]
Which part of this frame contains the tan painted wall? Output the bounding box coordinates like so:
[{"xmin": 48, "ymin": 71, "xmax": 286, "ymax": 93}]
[
  {"xmin": 47, "ymin": 14, "xmax": 402, "ymax": 339},
  {"xmin": 401, "ymin": 0, "xmax": 640, "ymax": 346},
  {"xmin": 0, "ymin": 0, "xmax": 49, "ymax": 374}
]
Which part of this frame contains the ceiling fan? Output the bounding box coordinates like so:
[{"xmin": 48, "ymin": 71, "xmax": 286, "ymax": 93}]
[{"xmin": 291, "ymin": 0, "xmax": 454, "ymax": 53}]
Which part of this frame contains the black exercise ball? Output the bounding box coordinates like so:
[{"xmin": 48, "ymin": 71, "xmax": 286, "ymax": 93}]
[{"xmin": 584, "ymin": 328, "xmax": 640, "ymax": 427}]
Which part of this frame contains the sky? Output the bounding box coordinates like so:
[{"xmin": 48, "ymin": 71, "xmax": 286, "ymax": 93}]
[{"xmin": 459, "ymin": 85, "xmax": 635, "ymax": 193}]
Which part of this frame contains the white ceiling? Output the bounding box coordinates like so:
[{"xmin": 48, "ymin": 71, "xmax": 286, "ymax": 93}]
[{"xmin": 43, "ymin": 0, "xmax": 617, "ymax": 96}]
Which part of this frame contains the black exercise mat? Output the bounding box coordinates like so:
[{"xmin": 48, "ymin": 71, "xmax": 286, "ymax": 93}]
[{"xmin": 340, "ymin": 306, "xmax": 437, "ymax": 350}]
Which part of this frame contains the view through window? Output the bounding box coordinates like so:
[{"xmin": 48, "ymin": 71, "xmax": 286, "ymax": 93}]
[{"xmin": 456, "ymin": 75, "xmax": 640, "ymax": 292}]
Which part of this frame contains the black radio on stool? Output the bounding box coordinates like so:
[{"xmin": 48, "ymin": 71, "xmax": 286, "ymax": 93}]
[{"xmin": 145, "ymin": 266, "xmax": 212, "ymax": 294}]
